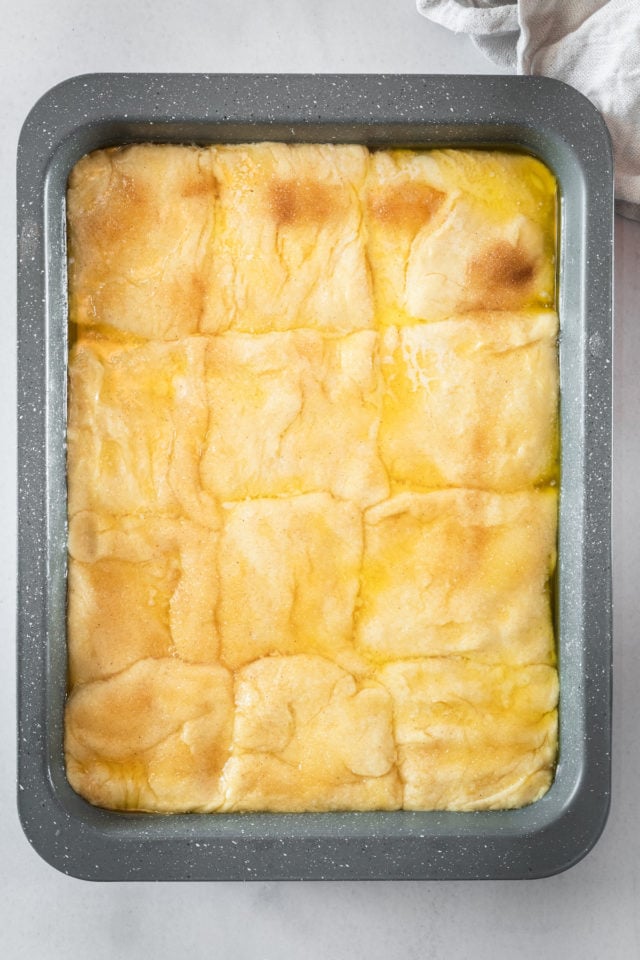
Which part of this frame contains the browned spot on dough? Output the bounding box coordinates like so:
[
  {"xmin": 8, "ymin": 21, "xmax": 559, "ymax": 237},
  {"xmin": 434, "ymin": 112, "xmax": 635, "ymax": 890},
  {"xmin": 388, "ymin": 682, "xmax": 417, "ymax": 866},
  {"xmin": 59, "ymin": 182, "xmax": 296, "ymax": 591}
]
[
  {"xmin": 181, "ymin": 172, "xmax": 219, "ymax": 200},
  {"xmin": 268, "ymin": 179, "xmax": 340, "ymax": 226},
  {"xmin": 368, "ymin": 183, "xmax": 446, "ymax": 232},
  {"xmin": 168, "ymin": 270, "xmax": 207, "ymax": 321},
  {"xmin": 81, "ymin": 172, "xmax": 148, "ymax": 254},
  {"xmin": 470, "ymin": 241, "xmax": 536, "ymax": 292},
  {"xmin": 446, "ymin": 497, "xmax": 491, "ymax": 590}
]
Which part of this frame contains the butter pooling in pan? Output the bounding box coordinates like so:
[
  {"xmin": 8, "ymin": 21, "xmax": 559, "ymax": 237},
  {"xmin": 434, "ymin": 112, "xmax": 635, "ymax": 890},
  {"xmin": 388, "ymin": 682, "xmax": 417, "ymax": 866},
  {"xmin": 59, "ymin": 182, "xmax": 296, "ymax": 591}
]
[{"xmin": 65, "ymin": 142, "xmax": 558, "ymax": 813}]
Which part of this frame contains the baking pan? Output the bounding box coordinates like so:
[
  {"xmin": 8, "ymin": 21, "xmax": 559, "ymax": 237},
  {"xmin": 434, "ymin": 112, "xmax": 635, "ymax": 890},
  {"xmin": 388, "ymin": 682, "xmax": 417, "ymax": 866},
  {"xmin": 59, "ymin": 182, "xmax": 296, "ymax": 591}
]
[{"xmin": 17, "ymin": 73, "xmax": 613, "ymax": 881}]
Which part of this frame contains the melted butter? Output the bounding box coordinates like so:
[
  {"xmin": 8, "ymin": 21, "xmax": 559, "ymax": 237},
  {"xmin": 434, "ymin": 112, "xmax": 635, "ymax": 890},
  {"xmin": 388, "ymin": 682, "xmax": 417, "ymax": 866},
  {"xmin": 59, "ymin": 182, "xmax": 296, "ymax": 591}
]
[{"xmin": 71, "ymin": 321, "xmax": 150, "ymax": 348}]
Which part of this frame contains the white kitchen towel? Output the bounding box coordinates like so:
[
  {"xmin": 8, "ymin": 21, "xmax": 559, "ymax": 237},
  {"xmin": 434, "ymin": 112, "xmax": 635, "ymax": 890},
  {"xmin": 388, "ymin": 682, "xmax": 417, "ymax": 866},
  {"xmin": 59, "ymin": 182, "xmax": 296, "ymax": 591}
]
[{"xmin": 417, "ymin": 0, "xmax": 640, "ymax": 220}]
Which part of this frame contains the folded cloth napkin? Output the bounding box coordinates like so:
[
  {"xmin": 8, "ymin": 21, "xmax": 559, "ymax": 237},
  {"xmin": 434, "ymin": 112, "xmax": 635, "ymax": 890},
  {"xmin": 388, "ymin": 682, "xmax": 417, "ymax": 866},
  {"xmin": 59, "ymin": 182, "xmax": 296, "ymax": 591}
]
[{"xmin": 417, "ymin": 0, "xmax": 640, "ymax": 220}]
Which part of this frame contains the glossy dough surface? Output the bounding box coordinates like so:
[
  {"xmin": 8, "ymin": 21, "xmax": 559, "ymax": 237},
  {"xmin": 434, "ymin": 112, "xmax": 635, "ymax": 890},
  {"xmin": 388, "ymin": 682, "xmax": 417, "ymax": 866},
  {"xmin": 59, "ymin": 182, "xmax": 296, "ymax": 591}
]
[{"xmin": 66, "ymin": 143, "xmax": 559, "ymax": 813}]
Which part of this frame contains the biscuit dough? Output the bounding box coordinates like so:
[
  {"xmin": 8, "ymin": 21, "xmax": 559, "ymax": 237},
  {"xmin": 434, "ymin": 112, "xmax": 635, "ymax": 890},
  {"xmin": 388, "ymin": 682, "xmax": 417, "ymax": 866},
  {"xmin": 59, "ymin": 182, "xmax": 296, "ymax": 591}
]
[
  {"xmin": 357, "ymin": 489, "xmax": 557, "ymax": 664},
  {"xmin": 65, "ymin": 658, "xmax": 234, "ymax": 812},
  {"xmin": 366, "ymin": 148, "xmax": 556, "ymax": 325},
  {"xmin": 379, "ymin": 311, "xmax": 559, "ymax": 490},
  {"xmin": 201, "ymin": 142, "xmax": 373, "ymax": 334},
  {"xmin": 67, "ymin": 144, "xmax": 217, "ymax": 340},
  {"xmin": 219, "ymin": 493, "xmax": 365, "ymax": 671},
  {"xmin": 68, "ymin": 512, "xmax": 220, "ymax": 685},
  {"xmin": 222, "ymin": 655, "xmax": 401, "ymax": 811},
  {"xmin": 65, "ymin": 142, "xmax": 559, "ymax": 813},
  {"xmin": 378, "ymin": 659, "xmax": 558, "ymax": 810},
  {"xmin": 356, "ymin": 489, "xmax": 557, "ymax": 664},
  {"xmin": 67, "ymin": 337, "xmax": 218, "ymax": 527},
  {"xmin": 200, "ymin": 330, "xmax": 389, "ymax": 506}
]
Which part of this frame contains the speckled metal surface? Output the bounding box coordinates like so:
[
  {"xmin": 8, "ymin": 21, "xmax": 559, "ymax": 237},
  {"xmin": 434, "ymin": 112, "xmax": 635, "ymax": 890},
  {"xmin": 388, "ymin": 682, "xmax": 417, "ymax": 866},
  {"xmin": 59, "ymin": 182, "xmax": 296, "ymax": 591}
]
[{"xmin": 17, "ymin": 73, "xmax": 613, "ymax": 882}]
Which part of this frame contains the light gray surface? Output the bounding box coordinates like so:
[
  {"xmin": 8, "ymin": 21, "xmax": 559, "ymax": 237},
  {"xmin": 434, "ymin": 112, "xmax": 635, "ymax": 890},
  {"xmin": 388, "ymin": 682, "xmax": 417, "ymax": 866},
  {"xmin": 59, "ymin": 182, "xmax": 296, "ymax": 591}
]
[{"xmin": 2, "ymin": 0, "xmax": 638, "ymax": 955}]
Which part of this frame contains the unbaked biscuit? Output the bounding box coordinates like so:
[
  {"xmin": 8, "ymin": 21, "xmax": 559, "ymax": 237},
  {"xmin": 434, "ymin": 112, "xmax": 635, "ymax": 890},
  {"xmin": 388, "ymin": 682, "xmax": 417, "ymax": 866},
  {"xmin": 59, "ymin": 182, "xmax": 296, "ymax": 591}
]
[
  {"xmin": 222, "ymin": 655, "xmax": 401, "ymax": 811},
  {"xmin": 200, "ymin": 329, "xmax": 389, "ymax": 506},
  {"xmin": 68, "ymin": 512, "xmax": 220, "ymax": 685},
  {"xmin": 356, "ymin": 489, "xmax": 557, "ymax": 664},
  {"xmin": 67, "ymin": 337, "xmax": 219, "ymax": 527},
  {"xmin": 202, "ymin": 142, "xmax": 373, "ymax": 334},
  {"xmin": 366, "ymin": 148, "xmax": 556, "ymax": 324},
  {"xmin": 65, "ymin": 658, "xmax": 234, "ymax": 812},
  {"xmin": 65, "ymin": 143, "xmax": 560, "ymax": 815},
  {"xmin": 67, "ymin": 144, "xmax": 217, "ymax": 340},
  {"xmin": 378, "ymin": 658, "xmax": 558, "ymax": 810},
  {"xmin": 378, "ymin": 311, "xmax": 559, "ymax": 491},
  {"xmin": 219, "ymin": 494, "xmax": 364, "ymax": 671}
]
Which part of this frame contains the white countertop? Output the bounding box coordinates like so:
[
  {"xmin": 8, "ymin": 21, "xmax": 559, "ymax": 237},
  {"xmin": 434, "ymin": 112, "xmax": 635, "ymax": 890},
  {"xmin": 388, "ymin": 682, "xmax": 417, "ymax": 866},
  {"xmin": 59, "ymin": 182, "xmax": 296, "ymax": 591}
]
[{"xmin": 3, "ymin": 2, "xmax": 639, "ymax": 957}]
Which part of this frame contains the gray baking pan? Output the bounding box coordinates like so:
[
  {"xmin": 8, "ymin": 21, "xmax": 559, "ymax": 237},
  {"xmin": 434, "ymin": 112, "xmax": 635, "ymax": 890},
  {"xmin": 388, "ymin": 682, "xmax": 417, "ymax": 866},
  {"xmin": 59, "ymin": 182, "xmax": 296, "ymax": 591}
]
[{"xmin": 17, "ymin": 73, "xmax": 613, "ymax": 881}]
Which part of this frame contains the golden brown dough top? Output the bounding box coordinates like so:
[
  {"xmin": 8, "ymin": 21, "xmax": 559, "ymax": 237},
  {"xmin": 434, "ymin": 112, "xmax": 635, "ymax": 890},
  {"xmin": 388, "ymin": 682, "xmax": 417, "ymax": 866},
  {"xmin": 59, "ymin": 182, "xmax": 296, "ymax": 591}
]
[
  {"xmin": 365, "ymin": 148, "xmax": 556, "ymax": 325},
  {"xmin": 65, "ymin": 142, "xmax": 559, "ymax": 815},
  {"xmin": 65, "ymin": 658, "xmax": 234, "ymax": 812},
  {"xmin": 367, "ymin": 181, "xmax": 446, "ymax": 232},
  {"xmin": 268, "ymin": 178, "xmax": 344, "ymax": 226},
  {"xmin": 67, "ymin": 144, "xmax": 217, "ymax": 340}
]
